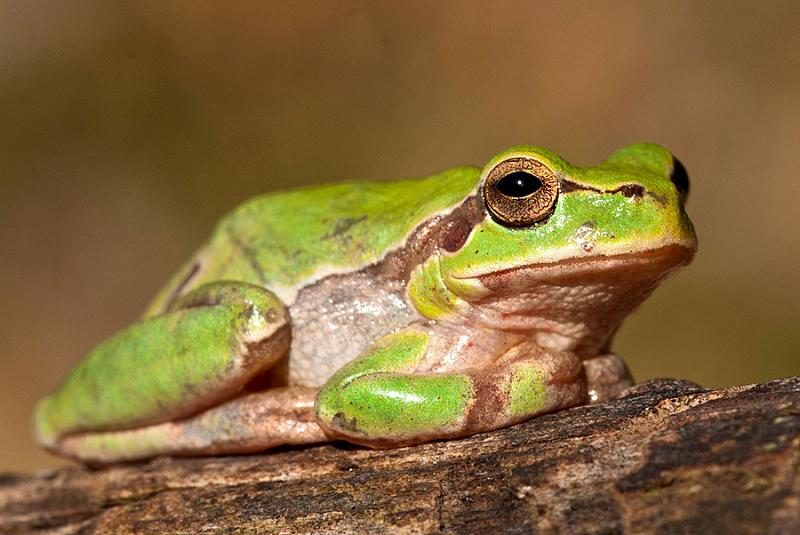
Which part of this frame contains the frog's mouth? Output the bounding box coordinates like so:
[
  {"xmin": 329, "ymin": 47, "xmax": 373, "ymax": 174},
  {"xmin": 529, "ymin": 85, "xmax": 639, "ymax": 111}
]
[{"xmin": 469, "ymin": 244, "xmax": 696, "ymax": 290}]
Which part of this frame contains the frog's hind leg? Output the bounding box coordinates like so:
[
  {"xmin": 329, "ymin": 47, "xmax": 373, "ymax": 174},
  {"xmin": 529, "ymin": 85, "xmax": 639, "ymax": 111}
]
[
  {"xmin": 35, "ymin": 281, "xmax": 294, "ymax": 461},
  {"xmin": 55, "ymin": 386, "xmax": 327, "ymax": 463}
]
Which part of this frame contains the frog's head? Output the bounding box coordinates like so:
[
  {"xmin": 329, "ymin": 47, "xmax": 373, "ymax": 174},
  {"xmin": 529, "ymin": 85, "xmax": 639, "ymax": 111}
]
[{"xmin": 414, "ymin": 143, "xmax": 697, "ymax": 354}]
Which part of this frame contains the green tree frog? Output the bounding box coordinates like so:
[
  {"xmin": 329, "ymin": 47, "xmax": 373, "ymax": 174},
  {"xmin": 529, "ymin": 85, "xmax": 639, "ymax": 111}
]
[{"xmin": 35, "ymin": 144, "xmax": 696, "ymax": 463}]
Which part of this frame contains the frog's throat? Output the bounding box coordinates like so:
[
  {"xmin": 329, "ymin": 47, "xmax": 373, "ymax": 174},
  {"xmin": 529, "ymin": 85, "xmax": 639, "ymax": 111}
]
[{"xmin": 437, "ymin": 244, "xmax": 695, "ymax": 354}]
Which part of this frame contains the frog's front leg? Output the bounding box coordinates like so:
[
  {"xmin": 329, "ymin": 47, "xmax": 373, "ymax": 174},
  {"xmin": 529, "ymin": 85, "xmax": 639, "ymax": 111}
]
[
  {"xmin": 315, "ymin": 330, "xmax": 587, "ymax": 447},
  {"xmin": 35, "ymin": 281, "xmax": 323, "ymax": 463},
  {"xmin": 583, "ymin": 353, "xmax": 633, "ymax": 403}
]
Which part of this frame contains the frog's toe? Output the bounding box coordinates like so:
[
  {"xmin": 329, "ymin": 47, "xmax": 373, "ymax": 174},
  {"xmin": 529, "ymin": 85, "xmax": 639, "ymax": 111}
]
[{"xmin": 583, "ymin": 353, "xmax": 634, "ymax": 402}]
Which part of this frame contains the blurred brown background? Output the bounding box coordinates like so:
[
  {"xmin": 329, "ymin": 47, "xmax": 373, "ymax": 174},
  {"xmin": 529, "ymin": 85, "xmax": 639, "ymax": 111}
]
[{"xmin": 2, "ymin": 1, "xmax": 798, "ymax": 472}]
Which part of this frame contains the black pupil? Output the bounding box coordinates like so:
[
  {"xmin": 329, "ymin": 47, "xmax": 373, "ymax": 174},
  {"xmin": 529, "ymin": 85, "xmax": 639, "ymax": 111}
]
[
  {"xmin": 496, "ymin": 172, "xmax": 542, "ymax": 198},
  {"xmin": 670, "ymin": 157, "xmax": 690, "ymax": 197}
]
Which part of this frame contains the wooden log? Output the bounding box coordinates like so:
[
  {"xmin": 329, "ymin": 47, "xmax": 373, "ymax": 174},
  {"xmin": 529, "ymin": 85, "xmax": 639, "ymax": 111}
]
[{"xmin": 1, "ymin": 377, "xmax": 799, "ymax": 534}]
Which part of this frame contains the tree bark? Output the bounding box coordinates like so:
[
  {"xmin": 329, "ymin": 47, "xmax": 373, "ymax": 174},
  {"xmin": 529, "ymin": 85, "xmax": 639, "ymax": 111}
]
[{"xmin": 2, "ymin": 378, "xmax": 799, "ymax": 534}]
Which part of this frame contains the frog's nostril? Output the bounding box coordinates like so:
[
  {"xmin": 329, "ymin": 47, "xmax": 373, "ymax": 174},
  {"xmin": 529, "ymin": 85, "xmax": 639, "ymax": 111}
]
[{"xmin": 670, "ymin": 157, "xmax": 690, "ymax": 201}]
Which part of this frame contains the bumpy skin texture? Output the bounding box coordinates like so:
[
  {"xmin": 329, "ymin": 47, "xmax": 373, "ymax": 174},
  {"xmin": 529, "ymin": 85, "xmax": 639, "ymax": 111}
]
[{"xmin": 35, "ymin": 143, "xmax": 697, "ymax": 463}]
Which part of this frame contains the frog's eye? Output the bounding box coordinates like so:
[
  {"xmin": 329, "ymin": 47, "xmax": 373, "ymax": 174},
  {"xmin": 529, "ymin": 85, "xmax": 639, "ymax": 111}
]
[
  {"xmin": 483, "ymin": 157, "xmax": 559, "ymax": 227},
  {"xmin": 670, "ymin": 156, "xmax": 690, "ymax": 202}
]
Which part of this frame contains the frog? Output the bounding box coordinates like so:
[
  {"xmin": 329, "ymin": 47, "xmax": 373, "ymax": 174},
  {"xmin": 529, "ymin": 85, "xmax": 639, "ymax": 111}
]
[{"xmin": 34, "ymin": 143, "xmax": 696, "ymax": 464}]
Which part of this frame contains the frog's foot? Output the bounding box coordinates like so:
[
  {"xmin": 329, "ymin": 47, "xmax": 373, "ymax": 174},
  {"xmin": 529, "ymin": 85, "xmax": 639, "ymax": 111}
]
[
  {"xmin": 55, "ymin": 387, "xmax": 327, "ymax": 463},
  {"xmin": 35, "ymin": 281, "xmax": 291, "ymax": 457},
  {"xmin": 315, "ymin": 333, "xmax": 587, "ymax": 448},
  {"xmin": 582, "ymin": 353, "xmax": 633, "ymax": 402}
]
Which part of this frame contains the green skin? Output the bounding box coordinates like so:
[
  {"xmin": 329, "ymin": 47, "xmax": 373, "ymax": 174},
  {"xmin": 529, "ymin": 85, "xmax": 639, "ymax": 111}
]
[{"xmin": 35, "ymin": 143, "xmax": 697, "ymax": 463}]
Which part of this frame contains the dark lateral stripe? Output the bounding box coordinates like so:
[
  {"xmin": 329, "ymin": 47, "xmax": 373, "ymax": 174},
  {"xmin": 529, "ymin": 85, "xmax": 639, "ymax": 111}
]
[
  {"xmin": 560, "ymin": 179, "xmax": 602, "ymax": 194},
  {"xmin": 613, "ymin": 184, "xmax": 645, "ymax": 198},
  {"xmin": 560, "ymin": 179, "xmax": 645, "ymax": 198},
  {"xmin": 363, "ymin": 193, "xmax": 487, "ymax": 281}
]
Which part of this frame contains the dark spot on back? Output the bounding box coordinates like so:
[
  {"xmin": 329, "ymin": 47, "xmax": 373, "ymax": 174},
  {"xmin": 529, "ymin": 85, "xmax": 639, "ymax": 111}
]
[
  {"xmin": 324, "ymin": 216, "xmax": 368, "ymax": 240},
  {"xmin": 164, "ymin": 261, "xmax": 201, "ymax": 311}
]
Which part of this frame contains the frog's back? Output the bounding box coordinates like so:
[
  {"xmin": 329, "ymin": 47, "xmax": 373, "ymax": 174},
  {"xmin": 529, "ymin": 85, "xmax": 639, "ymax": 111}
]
[{"xmin": 146, "ymin": 166, "xmax": 480, "ymax": 315}]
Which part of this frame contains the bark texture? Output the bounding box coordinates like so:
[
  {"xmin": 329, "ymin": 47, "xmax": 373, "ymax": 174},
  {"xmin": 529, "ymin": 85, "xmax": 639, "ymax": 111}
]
[{"xmin": 2, "ymin": 377, "xmax": 799, "ymax": 534}]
